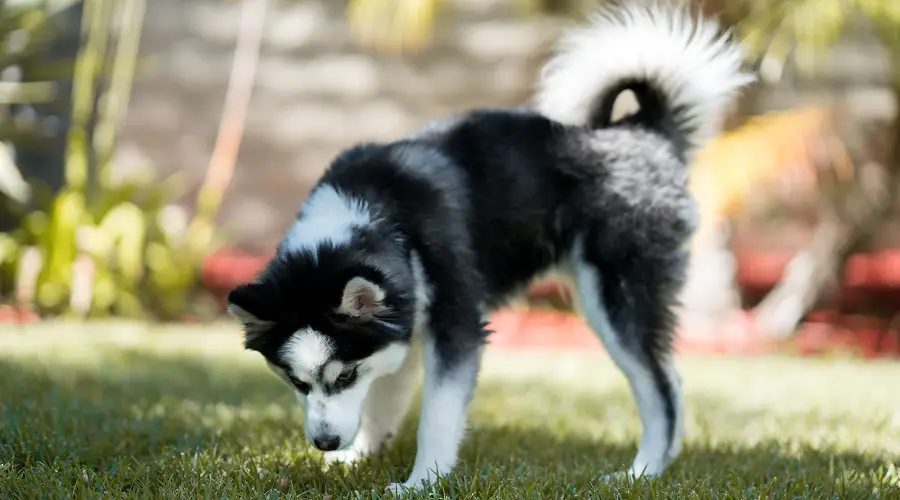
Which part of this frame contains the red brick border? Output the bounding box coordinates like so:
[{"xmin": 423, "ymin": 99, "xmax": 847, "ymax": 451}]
[
  {"xmin": 4, "ymin": 248, "xmax": 900, "ymax": 358},
  {"xmin": 195, "ymin": 248, "xmax": 900, "ymax": 357}
]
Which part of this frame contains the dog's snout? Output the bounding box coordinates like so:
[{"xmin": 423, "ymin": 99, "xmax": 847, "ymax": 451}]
[{"xmin": 313, "ymin": 435, "xmax": 340, "ymax": 451}]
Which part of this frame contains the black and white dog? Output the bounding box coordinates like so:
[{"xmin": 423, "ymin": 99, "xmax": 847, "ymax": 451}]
[{"xmin": 227, "ymin": 1, "xmax": 752, "ymax": 493}]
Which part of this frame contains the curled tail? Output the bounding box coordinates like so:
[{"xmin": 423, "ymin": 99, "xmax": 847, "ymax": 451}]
[{"xmin": 536, "ymin": 1, "xmax": 754, "ymax": 160}]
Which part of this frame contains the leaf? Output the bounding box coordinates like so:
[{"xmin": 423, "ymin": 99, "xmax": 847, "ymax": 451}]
[
  {"xmin": 690, "ymin": 107, "xmax": 844, "ymax": 220},
  {"xmin": 37, "ymin": 188, "xmax": 84, "ymax": 309},
  {"xmin": 98, "ymin": 201, "xmax": 146, "ymax": 287},
  {"xmin": 91, "ymin": 268, "xmax": 116, "ymax": 312},
  {"xmin": 0, "ymin": 233, "xmax": 20, "ymax": 267},
  {"xmin": 347, "ymin": 0, "xmax": 440, "ymax": 54}
]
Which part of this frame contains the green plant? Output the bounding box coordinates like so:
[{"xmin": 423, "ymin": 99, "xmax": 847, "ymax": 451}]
[
  {"xmin": 0, "ymin": 0, "xmax": 224, "ymax": 320},
  {"xmin": 725, "ymin": 0, "xmax": 899, "ymax": 77},
  {"xmin": 720, "ymin": 0, "xmax": 900, "ymax": 339}
]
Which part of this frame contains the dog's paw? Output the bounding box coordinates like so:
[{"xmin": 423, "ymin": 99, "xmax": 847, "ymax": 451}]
[
  {"xmin": 600, "ymin": 470, "xmax": 634, "ymax": 484},
  {"xmin": 384, "ymin": 479, "xmax": 426, "ymax": 496},
  {"xmin": 323, "ymin": 448, "xmax": 363, "ymax": 467},
  {"xmin": 600, "ymin": 465, "xmax": 659, "ymax": 484},
  {"xmin": 322, "ymin": 446, "xmax": 371, "ymax": 471}
]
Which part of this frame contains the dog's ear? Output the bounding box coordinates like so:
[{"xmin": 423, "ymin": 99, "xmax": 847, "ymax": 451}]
[
  {"xmin": 337, "ymin": 277, "xmax": 390, "ymax": 321},
  {"xmin": 227, "ymin": 284, "xmax": 275, "ymax": 350}
]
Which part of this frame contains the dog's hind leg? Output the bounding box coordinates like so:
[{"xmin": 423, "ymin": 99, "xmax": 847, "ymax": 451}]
[{"xmin": 569, "ymin": 236, "xmax": 686, "ymax": 480}]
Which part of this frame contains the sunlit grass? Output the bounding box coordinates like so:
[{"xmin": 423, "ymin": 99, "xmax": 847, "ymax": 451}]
[{"xmin": 1, "ymin": 321, "xmax": 899, "ymax": 498}]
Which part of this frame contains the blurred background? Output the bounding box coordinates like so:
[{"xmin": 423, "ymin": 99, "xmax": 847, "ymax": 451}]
[{"xmin": 0, "ymin": 0, "xmax": 898, "ymax": 357}]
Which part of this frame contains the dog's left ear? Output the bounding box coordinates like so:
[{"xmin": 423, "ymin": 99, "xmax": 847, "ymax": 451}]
[
  {"xmin": 227, "ymin": 283, "xmax": 275, "ymax": 350},
  {"xmin": 337, "ymin": 277, "xmax": 390, "ymax": 321}
]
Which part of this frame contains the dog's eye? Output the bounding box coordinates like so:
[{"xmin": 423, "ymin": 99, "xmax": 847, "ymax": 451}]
[
  {"xmin": 335, "ymin": 367, "xmax": 357, "ymax": 386},
  {"xmin": 288, "ymin": 375, "xmax": 311, "ymax": 394}
]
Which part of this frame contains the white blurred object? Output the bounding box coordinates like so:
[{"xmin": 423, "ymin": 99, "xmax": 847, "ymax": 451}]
[
  {"xmin": 158, "ymin": 204, "xmax": 189, "ymax": 240},
  {"xmin": 0, "ymin": 142, "xmax": 31, "ymax": 204}
]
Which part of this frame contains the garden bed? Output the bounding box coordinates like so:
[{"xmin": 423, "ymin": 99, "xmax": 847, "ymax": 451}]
[
  {"xmin": 197, "ymin": 248, "xmax": 900, "ymax": 358},
  {"xmin": 4, "ymin": 248, "xmax": 899, "ymax": 357}
]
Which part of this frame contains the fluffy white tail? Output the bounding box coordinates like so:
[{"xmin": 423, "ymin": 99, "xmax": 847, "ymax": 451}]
[{"xmin": 535, "ymin": 1, "xmax": 754, "ymax": 160}]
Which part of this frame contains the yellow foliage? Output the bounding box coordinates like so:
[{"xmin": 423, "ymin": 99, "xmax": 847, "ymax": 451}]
[
  {"xmin": 690, "ymin": 107, "xmax": 849, "ymax": 224},
  {"xmin": 0, "ymin": 0, "xmax": 218, "ymax": 320},
  {"xmin": 347, "ymin": 0, "xmax": 440, "ymax": 54}
]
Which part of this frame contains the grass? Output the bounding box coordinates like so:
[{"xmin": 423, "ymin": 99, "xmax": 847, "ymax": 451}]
[{"xmin": 1, "ymin": 322, "xmax": 899, "ymax": 499}]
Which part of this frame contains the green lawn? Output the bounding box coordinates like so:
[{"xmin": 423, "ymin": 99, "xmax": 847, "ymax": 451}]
[{"xmin": 1, "ymin": 322, "xmax": 899, "ymax": 499}]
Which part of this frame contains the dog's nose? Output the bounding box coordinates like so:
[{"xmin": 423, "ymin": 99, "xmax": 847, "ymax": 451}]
[{"xmin": 313, "ymin": 435, "xmax": 340, "ymax": 451}]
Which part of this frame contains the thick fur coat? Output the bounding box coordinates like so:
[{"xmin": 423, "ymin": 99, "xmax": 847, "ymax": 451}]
[{"xmin": 227, "ymin": 2, "xmax": 752, "ymax": 493}]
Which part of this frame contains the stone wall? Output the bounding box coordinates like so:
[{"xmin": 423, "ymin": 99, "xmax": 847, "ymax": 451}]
[
  {"xmin": 121, "ymin": 0, "xmax": 562, "ymax": 252},
  {"xmin": 120, "ymin": 0, "xmax": 894, "ymax": 253}
]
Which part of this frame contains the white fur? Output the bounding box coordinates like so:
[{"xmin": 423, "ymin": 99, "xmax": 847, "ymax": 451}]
[
  {"xmin": 322, "ymin": 360, "xmax": 345, "ymax": 384},
  {"xmin": 387, "ymin": 335, "xmax": 482, "ymax": 494},
  {"xmin": 305, "ymin": 375, "xmax": 370, "ymax": 447},
  {"xmin": 535, "ymin": 1, "xmax": 754, "ymax": 158},
  {"xmin": 383, "ymin": 250, "xmax": 478, "ymax": 495},
  {"xmin": 327, "ymin": 337, "xmax": 423, "ymax": 465},
  {"xmin": 409, "ymin": 251, "xmax": 432, "ymax": 332},
  {"xmin": 275, "ymin": 326, "xmax": 411, "ymax": 450},
  {"xmin": 281, "ymin": 328, "xmax": 334, "ymax": 382},
  {"xmin": 283, "ymin": 184, "xmax": 372, "ymax": 262},
  {"xmin": 264, "ymin": 251, "xmax": 435, "ymax": 461},
  {"xmin": 569, "ymin": 242, "xmax": 683, "ymax": 479}
]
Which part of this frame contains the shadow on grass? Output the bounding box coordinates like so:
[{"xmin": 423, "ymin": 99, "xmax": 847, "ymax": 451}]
[{"xmin": 0, "ymin": 350, "xmax": 895, "ymax": 498}]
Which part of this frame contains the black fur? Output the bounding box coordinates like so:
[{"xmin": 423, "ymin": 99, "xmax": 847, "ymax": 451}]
[
  {"xmin": 228, "ymin": 233, "xmax": 417, "ymax": 364},
  {"xmin": 226, "ymin": 91, "xmax": 699, "ymax": 489},
  {"xmin": 229, "ymin": 98, "xmax": 694, "ymax": 391},
  {"xmin": 223, "ymin": 2, "xmax": 754, "ymax": 485}
]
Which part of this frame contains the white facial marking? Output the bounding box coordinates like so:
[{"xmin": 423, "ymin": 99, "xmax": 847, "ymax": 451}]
[
  {"xmin": 322, "ymin": 360, "xmax": 345, "ymax": 385},
  {"xmin": 280, "ymin": 328, "xmax": 334, "ymax": 381},
  {"xmin": 272, "ymin": 328, "xmax": 411, "ymax": 451},
  {"xmin": 304, "ymin": 342, "xmax": 410, "ymax": 448},
  {"xmin": 282, "ymin": 184, "xmax": 372, "ymax": 263}
]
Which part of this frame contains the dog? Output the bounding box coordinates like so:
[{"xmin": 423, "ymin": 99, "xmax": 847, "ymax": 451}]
[{"xmin": 226, "ymin": 1, "xmax": 752, "ymax": 493}]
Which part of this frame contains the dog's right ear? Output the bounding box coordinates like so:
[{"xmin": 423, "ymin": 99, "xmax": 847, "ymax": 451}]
[{"xmin": 227, "ymin": 284, "xmax": 275, "ymax": 351}]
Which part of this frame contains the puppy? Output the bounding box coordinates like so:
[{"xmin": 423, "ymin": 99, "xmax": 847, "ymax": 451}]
[{"xmin": 227, "ymin": 1, "xmax": 752, "ymax": 493}]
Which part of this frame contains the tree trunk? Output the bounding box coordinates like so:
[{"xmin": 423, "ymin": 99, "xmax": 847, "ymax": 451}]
[
  {"xmin": 754, "ymin": 86, "xmax": 899, "ymax": 339},
  {"xmin": 678, "ymin": 218, "xmax": 743, "ymax": 337},
  {"xmin": 753, "ymin": 191, "xmax": 876, "ymax": 339}
]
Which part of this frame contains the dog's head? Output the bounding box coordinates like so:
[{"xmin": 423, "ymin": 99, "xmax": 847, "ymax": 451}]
[{"xmin": 227, "ymin": 228, "xmax": 419, "ymax": 452}]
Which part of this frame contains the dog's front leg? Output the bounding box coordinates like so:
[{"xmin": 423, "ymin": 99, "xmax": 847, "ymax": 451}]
[
  {"xmin": 386, "ymin": 332, "xmax": 483, "ymax": 495},
  {"xmin": 328, "ymin": 337, "xmax": 424, "ymax": 467}
]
